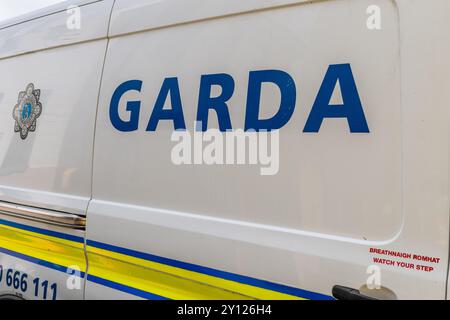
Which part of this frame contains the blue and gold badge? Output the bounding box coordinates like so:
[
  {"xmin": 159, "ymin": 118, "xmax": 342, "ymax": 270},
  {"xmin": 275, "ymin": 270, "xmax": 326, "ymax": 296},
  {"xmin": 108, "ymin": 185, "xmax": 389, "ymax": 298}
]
[{"xmin": 12, "ymin": 83, "xmax": 43, "ymax": 140}]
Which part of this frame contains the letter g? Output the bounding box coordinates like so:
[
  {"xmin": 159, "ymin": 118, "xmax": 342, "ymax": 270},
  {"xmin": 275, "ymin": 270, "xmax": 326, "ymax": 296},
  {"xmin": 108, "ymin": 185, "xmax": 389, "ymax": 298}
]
[{"xmin": 110, "ymin": 80, "xmax": 142, "ymax": 132}]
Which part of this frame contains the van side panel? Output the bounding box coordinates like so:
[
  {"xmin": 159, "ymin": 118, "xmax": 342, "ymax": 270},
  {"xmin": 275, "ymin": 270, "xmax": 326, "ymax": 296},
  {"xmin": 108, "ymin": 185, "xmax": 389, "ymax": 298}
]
[
  {"xmin": 0, "ymin": 0, "xmax": 113, "ymax": 214},
  {"xmin": 86, "ymin": 0, "xmax": 450, "ymax": 299}
]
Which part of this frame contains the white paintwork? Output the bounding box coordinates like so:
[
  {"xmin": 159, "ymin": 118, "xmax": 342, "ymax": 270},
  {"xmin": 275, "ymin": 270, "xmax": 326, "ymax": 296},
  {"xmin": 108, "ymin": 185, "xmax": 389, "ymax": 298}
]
[
  {"xmin": 0, "ymin": 0, "xmax": 114, "ymax": 214},
  {"xmin": 99, "ymin": 0, "xmax": 401, "ymax": 240},
  {"xmin": 0, "ymin": 0, "xmax": 102, "ymax": 29},
  {"xmin": 87, "ymin": 0, "xmax": 450, "ymax": 299},
  {"xmin": 110, "ymin": 0, "xmax": 324, "ymax": 37},
  {"xmin": 0, "ymin": 0, "xmax": 112, "ymax": 60}
]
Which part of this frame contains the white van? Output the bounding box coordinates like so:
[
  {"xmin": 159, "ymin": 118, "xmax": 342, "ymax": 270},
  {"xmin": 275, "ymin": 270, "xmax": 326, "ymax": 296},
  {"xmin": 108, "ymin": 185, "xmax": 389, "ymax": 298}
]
[{"xmin": 0, "ymin": 0, "xmax": 448, "ymax": 300}]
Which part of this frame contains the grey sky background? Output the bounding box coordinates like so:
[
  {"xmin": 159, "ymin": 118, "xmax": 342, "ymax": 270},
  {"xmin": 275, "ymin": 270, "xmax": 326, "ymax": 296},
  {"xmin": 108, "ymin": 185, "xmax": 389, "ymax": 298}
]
[{"xmin": 0, "ymin": 0, "xmax": 65, "ymax": 22}]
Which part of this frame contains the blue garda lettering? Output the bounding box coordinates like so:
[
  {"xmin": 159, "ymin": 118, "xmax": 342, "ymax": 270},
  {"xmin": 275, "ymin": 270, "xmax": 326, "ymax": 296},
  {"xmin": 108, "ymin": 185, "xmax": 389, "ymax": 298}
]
[
  {"xmin": 110, "ymin": 80, "xmax": 142, "ymax": 132},
  {"xmin": 147, "ymin": 77, "xmax": 186, "ymax": 131},
  {"xmin": 245, "ymin": 70, "xmax": 296, "ymax": 132},
  {"xmin": 197, "ymin": 73, "xmax": 234, "ymax": 132},
  {"xmin": 110, "ymin": 64, "xmax": 368, "ymax": 134},
  {"xmin": 303, "ymin": 64, "xmax": 369, "ymax": 133}
]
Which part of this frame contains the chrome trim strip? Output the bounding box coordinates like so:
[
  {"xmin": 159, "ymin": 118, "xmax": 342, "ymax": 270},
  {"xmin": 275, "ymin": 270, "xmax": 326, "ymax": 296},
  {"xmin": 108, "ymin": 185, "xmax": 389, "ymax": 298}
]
[{"xmin": 0, "ymin": 201, "xmax": 85, "ymax": 229}]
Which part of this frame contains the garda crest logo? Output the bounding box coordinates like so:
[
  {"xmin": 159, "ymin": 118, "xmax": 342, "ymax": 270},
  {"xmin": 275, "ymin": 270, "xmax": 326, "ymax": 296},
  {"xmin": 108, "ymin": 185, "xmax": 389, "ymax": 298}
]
[{"xmin": 12, "ymin": 83, "xmax": 42, "ymax": 140}]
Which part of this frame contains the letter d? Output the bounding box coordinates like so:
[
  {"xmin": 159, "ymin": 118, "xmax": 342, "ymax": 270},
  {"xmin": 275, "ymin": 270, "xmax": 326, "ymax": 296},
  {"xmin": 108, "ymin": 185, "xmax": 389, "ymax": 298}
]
[{"xmin": 245, "ymin": 70, "xmax": 296, "ymax": 131}]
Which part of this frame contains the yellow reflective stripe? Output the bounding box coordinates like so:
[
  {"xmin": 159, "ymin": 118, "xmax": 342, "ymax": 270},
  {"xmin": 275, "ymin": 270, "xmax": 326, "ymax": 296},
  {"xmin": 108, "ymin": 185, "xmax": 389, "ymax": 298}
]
[
  {"xmin": 0, "ymin": 224, "xmax": 84, "ymax": 250},
  {"xmin": 87, "ymin": 245, "xmax": 302, "ymax": 300},
  {"xmin": 0, "ymin": 222, "xmax": 307, "ymax": 300},
  {"xmin": 0, "ymin": 225, "xmax": 86, "ymax": 272},
  {"xmin": 88, "ymin": 250, "xmax": 251, "ymax": 300}
]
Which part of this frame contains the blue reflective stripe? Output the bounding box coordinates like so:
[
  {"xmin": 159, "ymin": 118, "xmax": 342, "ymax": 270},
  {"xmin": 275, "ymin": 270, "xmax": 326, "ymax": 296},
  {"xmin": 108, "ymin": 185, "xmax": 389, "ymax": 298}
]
[
  {"xmin": 87, "ymin": 239, "xmax": 333, "ymax": 300},
  {"xmin": 0, "ymin": 218, "xmax": 84, "ymax": 243},
  {"xmin": 0, "ymin": 247, "xmax": 85, "ymax": 277},
  {"xmin": 0, "ymin": 216, "xmax": 333, "ymax": 300}
]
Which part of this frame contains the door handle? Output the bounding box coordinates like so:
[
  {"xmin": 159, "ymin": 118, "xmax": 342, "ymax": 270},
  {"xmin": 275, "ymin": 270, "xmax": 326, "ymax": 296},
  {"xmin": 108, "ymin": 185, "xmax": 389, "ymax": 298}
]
[
  {"xmin": 332, "ymin": 285, "xmax": 378, "ymax": 300},
  {"xmin": 0, "ymin": 201, "xmax": 85, "ymax": 229}
]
